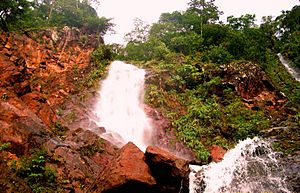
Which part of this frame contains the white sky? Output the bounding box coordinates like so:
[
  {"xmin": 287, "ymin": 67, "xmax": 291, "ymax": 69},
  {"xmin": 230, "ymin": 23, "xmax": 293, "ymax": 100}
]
[{"xmin": 97, "ymin": 0, "xmax": 299, "ymax": 45}]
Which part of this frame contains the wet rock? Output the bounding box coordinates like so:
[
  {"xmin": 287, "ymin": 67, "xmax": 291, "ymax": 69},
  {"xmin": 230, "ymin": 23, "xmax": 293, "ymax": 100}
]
[
  {"xmin": 89, "ymin": 142, "xmax": 156, "ymax": 193},
  {"xmin": 65, "ymin": 129, "xmax": 118, "ymax": 160},
  {"xmin": 144, "ymin": 105, "xmax": 196, "ymax": 161},
  {"xmin": 93, "ymin": 126, "xmax": 106, "ymax": 134},
  {"xmin": 208, "ymin": 145, "xmax": 226, "ymax": 162},
  {"xmin": 145, "ymin": 146, "xmax": 190, "ymax": 193},
  {"xmin": 280, "ymin": 155, "xmax": 300, "ymax": 193},
  {"xmin": 54, "ymin": 146, "xmax": 98, "ymax": 180}
]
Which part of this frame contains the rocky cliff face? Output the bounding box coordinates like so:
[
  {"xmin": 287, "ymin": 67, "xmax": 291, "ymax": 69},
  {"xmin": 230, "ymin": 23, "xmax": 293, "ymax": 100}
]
[
  {"xmin": 0, "ymin": 28, "xmax": 117, "ymax": 192},
  {"xmin": 0, "ymin": 27, "xmax": 102, "ymax": 154},
  {"xmin": 0, "ymin": 28, "xmax": 196, "ymax": 193}
]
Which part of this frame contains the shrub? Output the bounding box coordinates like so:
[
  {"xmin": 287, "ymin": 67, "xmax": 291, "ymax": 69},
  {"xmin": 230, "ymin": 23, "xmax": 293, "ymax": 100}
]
[
  {"xmin": 202, "ymin": 45, "xmax": 233, "ymax": 64},
  {"xmin": 0, "ymin": 142, "xmax": 11, "ymax": 151},
  {"xmin": 17, "ymin": 149, "xmax": 57, "ymax": 193}
]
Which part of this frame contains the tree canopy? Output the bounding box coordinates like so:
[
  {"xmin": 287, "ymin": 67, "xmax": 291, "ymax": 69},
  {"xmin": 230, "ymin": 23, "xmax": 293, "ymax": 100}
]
[
  {"xmin": 120, "ymin": 1, "xmax": 299, "ymax": 69},
  {"xmin": 0, "ymin": 0, "xmax": 114, "ymax": 35}
]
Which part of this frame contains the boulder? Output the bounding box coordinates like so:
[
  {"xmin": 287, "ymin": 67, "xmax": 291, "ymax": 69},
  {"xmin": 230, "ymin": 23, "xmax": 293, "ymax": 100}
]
[
  {"xmin": 145, "ymin": 146, "xmax": 190, "ymax": 193},
  {"xmin": 0, "ymin": 97, "xmax": 46, "ymax": 155},
  {"xmin": 280, "ymin": 155, "xmax": 300, "ymax": 193},
  {"xmin": 208, "ymin": 145, "xmax": 226, "ymax": 162},
  {"xmin": 89, "ymin": 142, "xmax": 156, "ymax": 193}
]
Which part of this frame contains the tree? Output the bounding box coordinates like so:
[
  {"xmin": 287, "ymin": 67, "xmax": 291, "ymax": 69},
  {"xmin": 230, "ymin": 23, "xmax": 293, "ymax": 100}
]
[
  {"xmin": 188, "ymin": 0, "xmax": 223, "ymax": 36},
  {"xmin": 149, "ymin": 11, "xmax": 187, "ymax": 46},
  {"xmin": 170, "ymin": 32, "xmax": 202, "ymax": 54},
  {"xmin": 280, "ymin": 5, "xmax": 300, "ymax": 33},
  {"xmin": 124, "ymin": 18, "xmax": 150, "ymax": 44},
  {"xmin": 0, "ymin": 0, "xmax": 32, "ymax": 31},
  {"xmin": 227, "ymin": 14, "xmax": 257, "ymax": 30},
  {"xmin": 260, "ymin": 16, "xmax": 279, "ymax": 51},
  {"xmin": 0, "ymin": 0, "xmax": 114, "ymax": 35},
  {"xmin": 277, "ymin": 5, "xmax": 300, "ymax": 67}
]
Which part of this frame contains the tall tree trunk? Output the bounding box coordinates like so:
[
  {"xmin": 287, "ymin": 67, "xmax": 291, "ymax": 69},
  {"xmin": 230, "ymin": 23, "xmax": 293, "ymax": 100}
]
[{"xmin": 48, "ymin": 0, "xmax": 55, "ymax": 22}]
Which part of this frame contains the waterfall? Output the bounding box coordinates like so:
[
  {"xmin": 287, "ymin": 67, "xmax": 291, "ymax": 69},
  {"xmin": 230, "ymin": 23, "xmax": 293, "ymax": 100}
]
[
  {"xmin": 190, "ymin": 137, "xmax": 291, "ymax": 193},
  {"xmin": 93, "ymin": 61, "xmax": 152, "ymax": 151},
  {"xmin": 278, "ymin": 53, "xmax": 300, "ymax": 82}
]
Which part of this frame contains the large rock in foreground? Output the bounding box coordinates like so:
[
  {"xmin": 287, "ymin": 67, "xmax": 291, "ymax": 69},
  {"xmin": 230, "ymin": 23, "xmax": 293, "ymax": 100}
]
[
  {"xmin": 89, "ymin": 142, "xmax": 156, "ymax": 193},
  {"xmin": 145, "ymin": 146, "xmax": 190, "ymax": 193}
]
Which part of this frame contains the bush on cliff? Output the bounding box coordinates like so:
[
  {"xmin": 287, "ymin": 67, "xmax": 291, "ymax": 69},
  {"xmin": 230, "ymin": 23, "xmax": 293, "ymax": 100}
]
[{"xmin": 17, "ymin": 149, "xmax": 58, "ymax": 193}]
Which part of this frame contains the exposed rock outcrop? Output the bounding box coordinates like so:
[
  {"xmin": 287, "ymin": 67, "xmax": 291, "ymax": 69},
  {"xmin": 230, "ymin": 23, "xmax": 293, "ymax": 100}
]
[
  {"xmin": 89, "ymin": 143, "xmax": 192, "ymax": 193},
  {"xmin": 208, "ymin": 145, "xmax": 226, "ymax": 162},
  {"xmin": 218, "ymin": 62, "xmax": 287, "ymax": 110},
  {"xmin": 89, "ymin": 142, "xmax": 156, "ymax": 193},
  {"xmin": 0, "ymin": 28, "xmax": 107, "ymax": 192},
  {"xmin": 43, "ymin": 128, "xmax": 119, "ymax": 192},
  {"xmin": 145, "ymin": 146, "xmax": 190, "ymax": 193},
  {"xmin": 0, "ymin": 27, "xmax": 102, "ymax": 155}
]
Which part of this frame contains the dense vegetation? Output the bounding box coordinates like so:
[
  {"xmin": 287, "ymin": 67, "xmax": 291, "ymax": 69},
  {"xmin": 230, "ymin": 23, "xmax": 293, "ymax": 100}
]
[
  {"xmin": 116, "ymin": 0, "xmax": 300, "ymax": 161},
  {"xmin": 1, "ymin": 0, "xmax": 299, "ymax": 187},
  {"xmin": 0, "ymin": 0, "xmax": 113, "ymax": 34}
]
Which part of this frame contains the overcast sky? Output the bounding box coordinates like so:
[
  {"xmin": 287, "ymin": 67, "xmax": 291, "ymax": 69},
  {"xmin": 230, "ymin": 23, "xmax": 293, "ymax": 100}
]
[{"xmin": 97, "ymin": 0, "xmax": 299, "ymax": 44}]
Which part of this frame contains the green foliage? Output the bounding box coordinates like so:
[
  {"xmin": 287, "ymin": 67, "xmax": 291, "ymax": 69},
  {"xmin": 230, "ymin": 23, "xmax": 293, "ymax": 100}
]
[
  {"xmin": 17, "ymin": 149, "xmax": 57, "ymax": 193},
  {"xmin": 281, "ymin": 31, "xmax": 300, "ymax": 68},
  {"xmin": 201, "ymin": 24, "xmax": 230, "ymax": 48},
  {"xmin": 0, "ymin": 0, "xmax": 114, "ymax": 35},
  {"xmin": 51, "ymin": 121, "xmax": 68, "ymax": 138},
  {"xmin": 173, "ymin": 63, "xmax": 202, "ymax": 90},
  {"xmin": 91, "ymin": 44, "xmax": 113, "ymax": 62},
  {"xmin": 202, "ymin": 45, "xmax": 233, "ymax": 64},
  {"xmin": 188, "ymin": 0, "xmax": 223, "ymax": 25},
  {"xmin": 278, "ymin": 5, "xmax": 300, "ymax": 68},
  {"xmin": 0, "ymin": 0, "xmax": 32, "ymax": 31},
  {"xmin": 76, "ymin": 44, "xmax": 111, "ymax": 89},
  {"xmin": 139, "ymin": 56, "xmax": 274, "ymax": 162},
  {"xmin": 280, "ymin": 5, "xmax": 300, "ymax": 33},
  {"xmin": 227, "ymin": 14, "xmax": 257, "ymax": 30},
  {"xmin": 0, "ymin": 142, "xmax": 11, "ymax": 151},
  {"xmin": 124, "ymin": 18, "xmax": 150, "ymax": 43},
  {"xmin": 123, "ymin": 37, "xmax": 171, "ymax": 61},
  {"xmin": 120, "ymin": 2, "xmax": 300, "ymax": 162},
  {"xmin": 224, "ymin": 100, "xmax": 270, "ymax": 140},
  {"xmin": 144, "ymin": 85, "xmax": 166, "ymax": 108},
  {"xmin": 261, "ymin": 49, "xmax": 300, "ymax": 110},
  {"xmin": 170, "ymin": 32, "xmax": 203, "ymax": 54}
]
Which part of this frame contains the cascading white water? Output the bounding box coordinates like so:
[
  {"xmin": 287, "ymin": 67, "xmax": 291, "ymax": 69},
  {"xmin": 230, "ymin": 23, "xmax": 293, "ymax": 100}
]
[
  {"xmin": 93, "ymin": 61, "xmax": 152, "ymax": 151},
  {"xmin": 190, "ymin": 137, "xmax": 291, "ymax": 193},
  {"xmin": 278, "ymin": 53, "xmax": 300, "ymax": 82}
]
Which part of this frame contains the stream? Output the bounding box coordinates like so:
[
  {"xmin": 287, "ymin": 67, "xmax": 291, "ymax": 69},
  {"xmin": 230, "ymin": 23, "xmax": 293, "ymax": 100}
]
[
  {"xmin": 278, "ymin": 53, "xmax": 300, "ymax": 82},
  {"xmin": 189, "ymin": 138, "xmax": 291, "ymax": 193}
]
